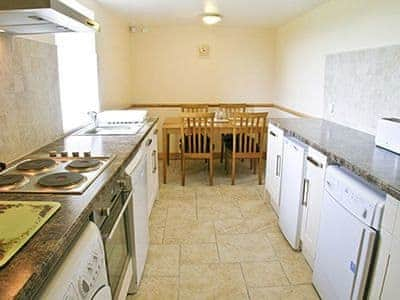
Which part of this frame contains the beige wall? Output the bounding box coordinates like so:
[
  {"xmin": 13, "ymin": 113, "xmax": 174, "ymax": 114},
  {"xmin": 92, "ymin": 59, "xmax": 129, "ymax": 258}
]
[
  {"xmin": 276, "ymin": 0, "xmax": 400, "ymax": 117},
  {"xmin": 131, "ymin": 26, "xmax": 276, "ymax": 104}
]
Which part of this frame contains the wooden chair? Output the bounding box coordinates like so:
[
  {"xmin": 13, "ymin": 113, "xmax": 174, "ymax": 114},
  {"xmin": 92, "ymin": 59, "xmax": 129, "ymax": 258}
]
[
  {"xmin": 219, "ymin": 104, "xmax": 247, "ymax": 163},
  {"xmin": 180, "ymin": 112, "xmax": 215, "ymax": 186},
  {"xmin": 181, "ymin": 104, "xmax": 209, "ymax": 113},
  {"xmin": 223, "ymin": 112, "xmax": 268, "ymax": 185}
]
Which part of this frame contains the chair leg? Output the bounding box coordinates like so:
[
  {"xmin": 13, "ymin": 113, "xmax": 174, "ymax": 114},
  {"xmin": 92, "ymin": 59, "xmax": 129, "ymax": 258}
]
[
  {"xmin": 231, "ymin": 158, "xmax": 236, "ymax": 185},
  {"xmin": 209, "ymin": 156, "xmax": 214, "ymax": 186},
  {"xmin": 181, "ymin": 156, "xmax": 185, "ymax": 186},
  {"xmin": 224, "ymin": 151, "xmax": 228, "ymax": 173},
  {"xmin": 253, "ymin": 159, "xmax": 257, "ymax": 174},
  {"xmin": 249, "ymin": 159, "xmax": 253, "ymax": 169},
  {"xmin": 220, "ymin": 135, "xmax": 224, "ymax": 163},
  {"xmin": 258, "ymin": 158, "xmax": 263, "ymax": 185}
]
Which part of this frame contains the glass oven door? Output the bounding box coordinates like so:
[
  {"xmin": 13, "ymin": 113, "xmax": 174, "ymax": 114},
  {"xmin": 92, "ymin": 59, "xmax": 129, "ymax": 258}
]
[{"xmin": 101, "ymin": 190, "xmax": 134, "ymax": 297}]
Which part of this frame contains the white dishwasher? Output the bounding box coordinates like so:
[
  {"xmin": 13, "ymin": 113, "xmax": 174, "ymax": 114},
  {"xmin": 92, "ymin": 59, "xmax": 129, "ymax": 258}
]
[
  {"xmin": 125, "ymin": 144, "xmax": 149, "ymax": 292},
  {"xmin": 313, "ymin": 166, "xmax": 385, "ymax": 300},
  {"xmin": 279, "ymin": 137, "xmax": 307, "ymax": 250}
]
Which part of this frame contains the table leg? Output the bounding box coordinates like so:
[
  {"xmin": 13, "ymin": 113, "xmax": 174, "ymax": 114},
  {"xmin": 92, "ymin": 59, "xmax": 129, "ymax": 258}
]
[
  {"xmin": 163, "ymin": 128, "xmax": 168, "ymax": 184},
  {"xmin": 167, "ymin": 133, "xmax": 170, "ymax": 166}
]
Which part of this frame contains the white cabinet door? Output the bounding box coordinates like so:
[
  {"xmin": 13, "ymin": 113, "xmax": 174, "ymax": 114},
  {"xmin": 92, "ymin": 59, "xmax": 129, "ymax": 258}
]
[
  {"xmin": 146, "ymin": 125, "xmax": 159, "ymax": 216},
  {"xmin": 265, "ymin": 123, "xmax": 284, "ymax": 214},
  {"xmin": 279, "ymin": 138, "xmax": 307, "ymax": 250},
  {"xmin": 301, "ymin": 147, "xmax": 327, "ymax": 269},
  {"xmin": 381, "ymin": 238, "xmax": 400, "ymax": 299}
]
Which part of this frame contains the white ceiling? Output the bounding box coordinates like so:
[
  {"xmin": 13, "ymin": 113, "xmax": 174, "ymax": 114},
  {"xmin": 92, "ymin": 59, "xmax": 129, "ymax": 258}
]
[{"xmin": 95, "ymin": 0, "xmax": 328, "ymax": 27}]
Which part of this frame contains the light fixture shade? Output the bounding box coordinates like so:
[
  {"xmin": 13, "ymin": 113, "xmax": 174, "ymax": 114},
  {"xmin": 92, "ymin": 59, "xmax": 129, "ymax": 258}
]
[{"xmin": 202, "ymin": 13, "xmax": 222, "ymax": 25}]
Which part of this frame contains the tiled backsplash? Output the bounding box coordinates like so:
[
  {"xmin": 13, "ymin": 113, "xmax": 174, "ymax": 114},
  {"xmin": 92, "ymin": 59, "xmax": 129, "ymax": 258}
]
[
  {"xmin": 0, "ymin": 36, "xmax": 63, "ymax": 163},
  {"xmin": 324, "ymin": 45, "xmax": 400, "ymax": 135}
]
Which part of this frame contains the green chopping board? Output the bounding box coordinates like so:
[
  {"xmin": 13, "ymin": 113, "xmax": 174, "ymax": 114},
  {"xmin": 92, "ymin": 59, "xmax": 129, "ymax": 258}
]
[{"xmin": 0, "ymin": 201, "xmax": 61, "ymax": 267}]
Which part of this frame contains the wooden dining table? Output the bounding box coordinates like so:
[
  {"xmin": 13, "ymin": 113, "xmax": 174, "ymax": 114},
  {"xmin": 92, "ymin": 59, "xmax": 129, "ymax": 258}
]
[{"xmin": 161, "ymin": 116, "xmax": 268, "ymax": 183}]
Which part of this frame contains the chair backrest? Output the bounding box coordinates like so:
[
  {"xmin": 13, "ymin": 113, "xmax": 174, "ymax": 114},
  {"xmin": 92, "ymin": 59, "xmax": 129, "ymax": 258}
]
[
  {"xmin": 219, "ymin": 104, "xmax": 247, "ymax": 117},
  {"xmin": 181, "ymin": 104, "xmax": 209, "ymax": 113},
  {"xmin": 231, "ymin": 112, "xmax": 268, "ymax": 154},
  {"xmin": 180, "ymin": 112, "xmax": 215, "ymax": 154}
]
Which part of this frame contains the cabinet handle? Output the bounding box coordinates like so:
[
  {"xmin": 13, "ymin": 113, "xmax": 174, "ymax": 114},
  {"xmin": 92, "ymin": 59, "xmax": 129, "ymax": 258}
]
[
  {"xmin": 152, "ymin": 150, "xmax": 157, "ymax": 173},
  {"xmin": 269, "ymin": 131, "xmax": 277, "ymax": 137},
  {"xmin": 275, "ymin": 155, "xmax": 281, "ymax": 176},
  {"xmin": 306, "ymin": 156, "xmax": 323, "ymax": 168},
  {"xmin": 379, "ymin": 254, "xmax": 391, "ymax": 299},
  {"xmin": 146, "ymin": 138, "xmax": 153, "ymax": 146},
  {"xmin": 302, "ymin": 179, "xmax": 310, "ymax": 206}
]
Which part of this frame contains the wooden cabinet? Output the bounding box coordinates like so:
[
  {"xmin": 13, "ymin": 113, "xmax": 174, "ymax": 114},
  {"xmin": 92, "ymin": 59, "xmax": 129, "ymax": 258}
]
[
  {"xmin": 368, "ymin": 195, "xmax": 400, "ymax": 299},
  {"xmin": 300, "ymin": 147, "xmax": 327, "ymax": 269},
  {"xmin": 146, "ymin": 124, "xmax": 159, "ymax": 216},
  {"xmin": 265, "ymin": 123, "xmax": 284, "ymax": 214}
]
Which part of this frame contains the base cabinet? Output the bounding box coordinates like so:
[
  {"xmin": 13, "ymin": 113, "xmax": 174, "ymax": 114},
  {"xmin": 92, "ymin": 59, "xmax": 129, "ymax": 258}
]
[
  {"xmin": 300, "ymin": 147, "xmax": 327, "ymax": 269},
  {"xmin": 265, "ymin": 123, "xmax": 284, "ymax": 214},
  {"xmin": 368, "ymin": 195, "xmax": 400, "ymax": 299},
  {"xmin": 146, "ymin": 124, "xmax": 159, "ymax": 216}
]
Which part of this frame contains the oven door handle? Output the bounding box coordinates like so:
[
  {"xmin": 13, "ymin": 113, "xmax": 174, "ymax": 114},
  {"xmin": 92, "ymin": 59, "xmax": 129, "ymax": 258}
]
[{"xmin": 107, "ymin": 191, "xmax": 133, "ymax": 241}]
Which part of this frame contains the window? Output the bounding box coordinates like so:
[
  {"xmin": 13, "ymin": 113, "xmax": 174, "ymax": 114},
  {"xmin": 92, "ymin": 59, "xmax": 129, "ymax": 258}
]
[{"xmin": 56, "ymin": 4, "xmax": 99, "ymax": 132}]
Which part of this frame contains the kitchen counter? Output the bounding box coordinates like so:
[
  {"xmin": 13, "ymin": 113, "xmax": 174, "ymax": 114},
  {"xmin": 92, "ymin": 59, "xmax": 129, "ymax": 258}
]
[
  {"xmin": 0, "ymin": 119, "xmax": 158, "ymax": 300},
  {"xmin": 270, "ymin": 118, "xmax": 400, "ymax": 200}
]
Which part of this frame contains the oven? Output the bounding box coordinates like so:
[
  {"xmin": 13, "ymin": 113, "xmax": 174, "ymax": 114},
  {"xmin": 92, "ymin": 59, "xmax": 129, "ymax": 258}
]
[{"xmin": 92, "ymin": 181, "xmax": 135, "ymax": 300}]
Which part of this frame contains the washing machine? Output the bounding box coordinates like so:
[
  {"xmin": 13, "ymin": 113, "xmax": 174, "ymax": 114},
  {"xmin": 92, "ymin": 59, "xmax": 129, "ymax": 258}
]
[{"xmin": 40, "ymin": 221, "xmax": 112, "ymax": 300}]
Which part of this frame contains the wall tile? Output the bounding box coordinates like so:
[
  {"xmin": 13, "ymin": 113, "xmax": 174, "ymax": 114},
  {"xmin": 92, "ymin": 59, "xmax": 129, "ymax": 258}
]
[{"xmin": 0, "ymin": 36, "xmax": 63, "ymax": 163}]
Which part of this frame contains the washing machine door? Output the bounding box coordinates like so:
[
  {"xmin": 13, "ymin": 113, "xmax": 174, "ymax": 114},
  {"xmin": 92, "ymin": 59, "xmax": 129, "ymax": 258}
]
[{"xmin": 92, "ymin": 285, "xmax": 112, "ymax": 300}]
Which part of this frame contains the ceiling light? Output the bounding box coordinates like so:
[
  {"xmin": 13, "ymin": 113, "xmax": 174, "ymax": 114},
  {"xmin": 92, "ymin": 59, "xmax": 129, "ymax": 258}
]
[
  {"xmin": 0, "ymin": 29, "xmax": 5, "ymax": 33},
  {"xmin": 202, "ymin": 13, "xmax": 222, "ymax": 25}
]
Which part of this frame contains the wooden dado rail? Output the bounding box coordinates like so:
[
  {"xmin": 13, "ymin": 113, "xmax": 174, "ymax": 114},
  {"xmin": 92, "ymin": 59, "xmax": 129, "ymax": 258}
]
[{"xmin": 129, "ymin": 102, "xmax": 311, "ymax": 118}]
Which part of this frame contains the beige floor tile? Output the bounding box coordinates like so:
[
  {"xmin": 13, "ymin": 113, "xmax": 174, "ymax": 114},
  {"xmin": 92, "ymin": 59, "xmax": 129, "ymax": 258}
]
[
  {"xmin": 220, "ymin": 185, "xmax": 262, "ymax": 202},
  {"xmin": 280, "ymin": 257, "xmax": 313, "ymax": 285},
  {"xmin": 248, "ymin": 284, "xmax": 319, "ymax": 300},
  {"xmin": 239, "ymin": 200, "xmax": 274, "ymax": 219},
  {"xmin": 149, "ymin": 207, "xmax": 168, "ymax": 227},
  {"xmin": 164, "ymin": 220, "xmax": 216, "ymax": 244},
  {"xmin": 241, "ymin": 261, "xmax": 289, "ymax": 288},
  {"xmin": 144, "ymin": 244, "xmax": 180, "ymax": 277},
  {"xmin": 198, "ymin": 199, "xmax": 243, "ymax": 221},
  {"xmin": 166, "ymin": 206, "xmax": 197, "ymax": 224},
  {"xmin": 149, "ymin": 225, "xmax": 164, "ymax": 244},
  {"xmin": 180, "ymin": 263, "xmax": 248, "ymax": 300},
  {"xmin": 217, "ymin": 233, "xmax": 276, "ymax": 263},
  {"xmin": 181, "ymin": 243, "xmax": 219, "ymax": 264},
  {"xmin": 245, "ymin": 214, "xmax": 278, "ymax": 233},
  {"xmin": 215, "ymin": 218, "xmax": 250, "ymax": 235},
  {"xmin": 267, "ymin": 232, "xmax": 303, "ymax": 261},
  {"xmin": 128, "ymin": 276, "xmax": 179, "ymax": 300}
]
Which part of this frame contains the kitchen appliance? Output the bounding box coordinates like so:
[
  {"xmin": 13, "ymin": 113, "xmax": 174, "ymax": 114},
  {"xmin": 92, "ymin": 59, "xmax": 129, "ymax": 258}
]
[
  {"xmin": 40, "ymin": 221, "xmax": 111, "ymax": 300},
  {"xmin": 125, "ymin": 143, "xmax": 149, "ymax": 292},
  {"xmin": 279, "ymin": 137, "xmax": 307, "ymax": 250},
  {"xmin": 313, "ymin": 166, "xmax": 385, "ymax": 300},
  {"xmin": 375, "ymin": 118, "xmax": 400, "ymax": 154},
  {"xmin": 0, "ymin": 0, "xmax": 99, "ymax": 35},
  {"xmin": 0, "ymin": 152, "xmax": 114, "ymax": 194},
  {"xmin": 75, "ymin": 110, "xmax": 148, "ymax": 136},
  {"xmin": 91, "ymin": 178, "xmax": 134, "ymax": 300},
  {"xmin": 265, "ymin": 123, "xmax": 284, "ymax": 214},
  {"xmin": 0, "ymin": 201, "xmax": 60, "ymax": 268}
]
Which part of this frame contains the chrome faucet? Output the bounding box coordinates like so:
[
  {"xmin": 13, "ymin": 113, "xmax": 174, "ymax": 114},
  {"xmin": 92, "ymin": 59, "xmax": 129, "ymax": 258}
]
[{"xmin": 87, "ymin": 111, "xmax": 98, "ymax": 127}]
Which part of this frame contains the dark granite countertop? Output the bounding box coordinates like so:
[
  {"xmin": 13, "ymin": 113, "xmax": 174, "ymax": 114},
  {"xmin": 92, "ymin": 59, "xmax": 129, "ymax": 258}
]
[
  {"xmin": 0, "ymin": 119, "xmax": 158, "ymax": 300},
  {"xmin": 270, "ymin": 118, "xmax": 400, "ymax": 200}
]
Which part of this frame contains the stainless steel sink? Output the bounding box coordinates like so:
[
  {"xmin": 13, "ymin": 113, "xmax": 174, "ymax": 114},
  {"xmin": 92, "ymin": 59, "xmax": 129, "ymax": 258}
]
[{"xmin": 75, "ymin": 124, "xmax": 144, "ymax": 136}]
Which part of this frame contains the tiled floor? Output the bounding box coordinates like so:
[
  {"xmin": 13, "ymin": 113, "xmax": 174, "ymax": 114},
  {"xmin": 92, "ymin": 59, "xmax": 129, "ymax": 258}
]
[{"xmin": 127, "ymin": 160, "xmax": 319, "ymax": 300}]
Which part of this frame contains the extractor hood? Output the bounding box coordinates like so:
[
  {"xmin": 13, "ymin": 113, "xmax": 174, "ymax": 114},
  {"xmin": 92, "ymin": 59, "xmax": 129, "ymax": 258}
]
[{"xmin": 0, "ymin": 0, "xmax": 100, "ymax": 35}]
